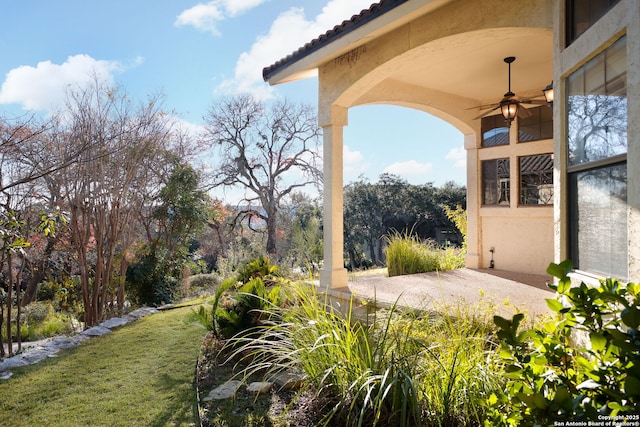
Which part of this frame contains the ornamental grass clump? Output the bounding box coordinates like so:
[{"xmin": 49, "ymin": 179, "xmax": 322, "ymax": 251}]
[
  {"xmin": 226, "ymin": 282, "xmax": 504, "ymax": 426},
  {"xmin": 385, "ymin": 231, "xmax": 464, "ymax": 277}
]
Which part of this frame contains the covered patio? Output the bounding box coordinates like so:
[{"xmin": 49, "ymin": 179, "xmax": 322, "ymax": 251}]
[{"xmin": 264, "ymin": 0, "xmax": 555, "ymax": 288}]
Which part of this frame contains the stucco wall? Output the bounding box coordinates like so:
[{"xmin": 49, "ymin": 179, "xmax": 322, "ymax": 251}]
[{"xmin": 481, "ymin": 213, "xmax": 554, "ymax": 274}]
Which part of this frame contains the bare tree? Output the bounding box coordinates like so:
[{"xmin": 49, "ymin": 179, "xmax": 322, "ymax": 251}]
[
  {"xmin": 56, "ymin": 81, "xmax": 173, "ymax": 326},
  {"xmin": 203, "ymin": 95, "xmax": 322, "ymax": 257}
]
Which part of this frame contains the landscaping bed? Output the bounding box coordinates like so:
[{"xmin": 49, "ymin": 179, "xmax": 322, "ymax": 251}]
[{"xmin": 196, "ymin": 332, "xmax": 330, "ymax": 427}]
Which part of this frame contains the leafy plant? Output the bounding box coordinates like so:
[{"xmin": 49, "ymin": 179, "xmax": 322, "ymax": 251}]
[
  {"xmin": 236, "ymin": 255, "xmax": 280, "ymax": 284},
  {"xmin": 126, "ymin": 246, "xmax": 183, "ymax": 306},
  {"xmin": 486, "ymin": 260, "xmax": 640, "ymax": 425},
  {"xmin": 207, "ymin": 256, "xmax": 286, "ymax": 338}
]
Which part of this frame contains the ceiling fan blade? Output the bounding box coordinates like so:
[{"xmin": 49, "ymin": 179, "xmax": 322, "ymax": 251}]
[
  {"xmin": 517, "ymin": 104, "xmax": 533, "ymax": 118},
  {"xmin": 473, "ymin": 105, "xmax": 501, "ymax": 120},
  {"xmin": 520, "ymin": 98, "xmax": 548, "ymax": 105},
  {"xmin": 466, "ymin": 102, "xmax": 499, "ymax": 111}
]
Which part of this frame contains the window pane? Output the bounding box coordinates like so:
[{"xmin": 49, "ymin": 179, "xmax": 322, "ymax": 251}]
[
  {"xmin": 566, "ymin": 0, "xmax": 621, "ymax": 46},
  {"xmin": 569, "ymin": 163, "xmax": 627, "ymax": 279},
  {"xmin": 481, "ymin": 115, "xmax": 509, "ymax": 147},
  {"xmin": 567, "ymin": 36, "xmax": 627, "ymax": 167},
  {"xmin": 482, "ymin": 158, "xmax": 510, "ymax": 205},
  {"xmin": 519, "ymin": 106, "xmax": 553, "ymax": 142},
  {"xmin": 520, "ymin": 154, "xmax": 554, "ymax": 205}
]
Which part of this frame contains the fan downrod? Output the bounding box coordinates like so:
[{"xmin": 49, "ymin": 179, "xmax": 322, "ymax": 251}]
[{"xmin": 504, "ymin": 56, "xmax": 516, "ymax": 95}]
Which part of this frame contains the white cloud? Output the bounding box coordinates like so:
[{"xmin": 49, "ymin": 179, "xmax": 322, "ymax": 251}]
[
  {"xmin": 0, "ymin": 54, "xmax": 121, "ymax": 113},
  {"xmin": 343, "ymin": 144, "xmax": 368, "ymax": 181},
  {"xmin": 175, "ymin": 0, "xmax": 268, "ymax": 36},
  {"xmin": 218, "ymin": 0, "xmax": 374, "ymax": 99},
  {"xmin": 445, "ymin": 146, "xmax": 466, "ymax": 169},
  {"xmin": 223, "ymin": 0, "xmax": 267, "ymax": 16},
  {"xmin": 383, "ymin": 160, "xmax": 433, "ymax": 178}
]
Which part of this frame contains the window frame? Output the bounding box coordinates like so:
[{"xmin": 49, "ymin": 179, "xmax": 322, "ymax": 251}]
[
  {"xmin": 481, "ymin": 114, "xmax": 510, "ymax": 147},
  {"xmin": 518, "ymin": 153, "xmax": 554, "ymax": 206},
  {"xmin": 566, "ymin": 35, "xmax": 627, "ymax": 279},
  {"xmin": 481, "ymin": 158, "xmax": 511, "ymax": 207},
  {"xmin": 565, "ymin": 0, "xmax": 621, "ymax": 46},
  {"xmin": 518, "ymin": 106, "xmax": 553, "ymax": 143}
]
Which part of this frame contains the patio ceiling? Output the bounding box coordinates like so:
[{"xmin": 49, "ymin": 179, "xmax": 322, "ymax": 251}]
[{"xmin": 390, "ymin": 30, "xmax": 553, "ymax": 108}]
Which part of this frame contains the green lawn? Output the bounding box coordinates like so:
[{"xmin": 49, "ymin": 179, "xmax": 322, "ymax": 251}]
[{"xmin": 0, "ymin": 305, "xmax": 207, "ymax": 427}]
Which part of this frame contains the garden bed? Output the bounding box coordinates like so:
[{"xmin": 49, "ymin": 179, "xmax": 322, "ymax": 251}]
[{"xmin": 196, "ymin": 332, "xmax": 332, "ymax": 427}]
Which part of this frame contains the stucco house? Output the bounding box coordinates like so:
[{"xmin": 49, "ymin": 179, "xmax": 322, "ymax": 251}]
[{"xmin": 263, "ymin": 0, "xmax": 639, "ymax": 289}]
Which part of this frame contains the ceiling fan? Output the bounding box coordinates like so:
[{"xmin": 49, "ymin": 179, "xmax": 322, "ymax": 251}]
[{"xmin": 473, "ymin": 56, "xmax": 547, "ymax": 125}]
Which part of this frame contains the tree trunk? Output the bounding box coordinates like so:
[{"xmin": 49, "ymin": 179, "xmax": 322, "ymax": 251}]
[
  {"xmin": 265, "ymin": 212, "xmax": 278, "ymax": 257},
  {"xmin": 368, "ymin": 238, "xmax": 377, "ymax": 265},
  {"xmin": 117, "ymin": 257, "xmax": 128, "ymax": 315},
  {"xmin": 0, "ymin": 302, "xmax": 4, "ymax": 357},
  {"xmin": 21, "ymin": 238, "xmax": 56, "ymax": 306},
  {"xmin": 6, "ymin": 253, "xmax": 13, "ymax": 356}
]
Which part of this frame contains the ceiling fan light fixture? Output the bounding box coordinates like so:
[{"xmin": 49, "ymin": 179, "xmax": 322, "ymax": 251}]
[
  {"xmin": 543, "ymin": 81, "xmax": 554, "ymax": 106},
  {"xmin": 500, "ymin": 98, "xmax": 518, "ymax": 126},
  {"xmin": 500, "ymin": 57, "xmax": 519, "ymax": 126}
]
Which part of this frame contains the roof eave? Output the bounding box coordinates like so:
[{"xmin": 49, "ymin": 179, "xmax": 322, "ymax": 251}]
[{"xmin": 263, "ymin": 0, "xmax": 445, "ymax": 86}]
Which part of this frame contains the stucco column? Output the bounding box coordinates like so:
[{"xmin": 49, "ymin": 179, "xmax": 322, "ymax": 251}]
[
  {"xmin": 319, "ymin": 105, "xmax": 349, "ymax": 289},
  {"xmin": 464, "ymin": 132, "xmax": 481, "ymax": 268},
  {"xmin": 627, "ymin": 5, "xmax": 640, "ymax": 281}
]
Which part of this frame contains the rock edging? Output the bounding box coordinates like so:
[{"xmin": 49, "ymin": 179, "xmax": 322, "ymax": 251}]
[{"xmin": 0, "ymin": 307, "xmax": 159, "ymax": 380}]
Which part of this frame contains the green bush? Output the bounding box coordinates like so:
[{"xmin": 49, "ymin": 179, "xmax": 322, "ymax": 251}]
[
  {"xmin": 188, "ymin": 273, "xmax": 219, "ymax": 290},
  {"xmin": 3, "ymin": 302, "xmax": 77, "ymax": 342},
  {"xmin": 23, "ymin": 301, "xmax": 53, "ymax": 324},
  {"xmin": 385, "ymin": 231, "xmax": 464, "ymax": 277},
  {"xmin": 204, "ymin": 256, "xmax": 287, "ymax": 338},
  {"xmin": 444, "ymin": 205, "xmax": 467, "ymax": 251},
  {"xmin": 126, "ymin": 248, "xmax": 182, "ymax": 306},
  {"xmin": 37, "ymin": 276, "xmax": 83, "ymax": 316},
  {"xmin": 485, "ymin": 260, "xmax": 640, "ymax": 425}
]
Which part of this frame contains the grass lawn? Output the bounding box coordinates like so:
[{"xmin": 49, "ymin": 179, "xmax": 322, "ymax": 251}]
[{"xmin": 0, "ymin": 304, "xmax": 207, "ymax": 427}]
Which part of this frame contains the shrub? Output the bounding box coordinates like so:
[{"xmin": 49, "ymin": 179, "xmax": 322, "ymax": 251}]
[
  {"xmin": 4, "ymin": 302, "xmax": 77, "ymax": 341},
  {"xmin": 485, "ymin": 260, "xmax": 640, "ymax": 425},
  {"xmin": 126, "ymin": 248, "xmax": 182, "ymax": 306},
  {"xmin": 188, "ymin": 273, "xmax": 220, "ymax": 290},
  {"xmin": 443, "ymin": 205, "xmax": 467, "ymax": 250},
  {"xmin": 204, "ymin": 256, "xmax": 288, "ymax": 338},
  {"xmin": 37, "ymin": 276, "xmax": 83, "ymax": 316}
]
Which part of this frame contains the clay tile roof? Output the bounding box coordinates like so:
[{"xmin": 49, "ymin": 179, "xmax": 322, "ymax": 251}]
[{"xmin": 262, "ymin": 0, "xmax": 408, "ymax": 82}]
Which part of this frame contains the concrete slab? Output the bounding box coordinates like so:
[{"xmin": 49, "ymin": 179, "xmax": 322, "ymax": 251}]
[{"xmin": 329, "ymin": 268, "xmax": 555, "ymax": 320}]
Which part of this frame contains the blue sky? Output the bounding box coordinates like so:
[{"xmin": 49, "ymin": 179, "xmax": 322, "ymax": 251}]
[{"xmin": 0, "ymin": 0, "xmax": 465, "ymax": 201}]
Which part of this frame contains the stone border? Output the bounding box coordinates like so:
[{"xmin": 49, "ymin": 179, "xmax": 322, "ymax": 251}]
[{"xmin": 0, "ymin": 307, "xmax": 159, "ymax": 380}]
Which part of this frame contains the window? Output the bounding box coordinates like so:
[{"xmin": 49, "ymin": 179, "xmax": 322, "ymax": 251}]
[
  {"xmin": 567, "ymin": 36, "xmax": 627, "ymax": 278},
  {"xmin": 518, "ymin": 106, "xmax": 553, "ymax": 142},
  {"xmin": 567, "ymin": 37, "xmax": 626, "ymax": 167},
  {"xmin": 481, "ymin": 115, "xmax": 509, "ymax": 147},
  {"xmin": 482, "ymin": 158, "xmax": 510, "ymax": 206},
  {"xmin": 569, "ymin": 164, "xmax": 627, "ymax": 278},
  {"xmin": 566, "ymin": 0, "xmax": 621, "ymax": 46},
  {"xmin": 520, "ymin": 154, "xmax": 554, "ymax": 205}
]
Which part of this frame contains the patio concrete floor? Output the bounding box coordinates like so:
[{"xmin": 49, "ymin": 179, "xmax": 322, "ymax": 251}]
[{"xmin": 330, "ymin": 268, "xmax": 555, "ymax": 320}]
